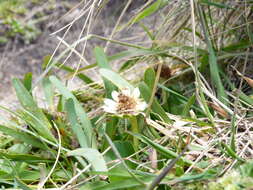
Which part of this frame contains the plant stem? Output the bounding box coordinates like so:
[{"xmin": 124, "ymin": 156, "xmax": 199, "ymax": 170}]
[{"xmin": 129, "ymin": 116, "xmax": 139, "ymax": 150}]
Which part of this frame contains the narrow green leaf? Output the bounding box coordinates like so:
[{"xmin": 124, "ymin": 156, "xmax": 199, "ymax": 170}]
[
  {"xmin": 129, "ymin": 0, "xmax": 167, "ymax": 25},
  {"xmin": 56, "ymin": 64, "xmax": 94, "ymax": 85},
  {"xmin": 67, "ymin": 148, "xmax": 108, "ymax": 172},
  {"xmin": 13, "ymin": 171, "xmax": 40, "ymax": 181},
  {"xmin": 144, "ymin": 68, "xmax": 156, "ymax": 89},
  {"xmin": 13, "ymin": 78, "xmax": 37, "ymax": 110},
  {"xmin": 77, "ymin": 49, "xmax": 167, "ymax": 74},
  {"xmin": 104, "ymin": 133, "xmax": 146, "ymax": 186},
  {"xmin": 106, "ymin": 141, "xmax": 135, "ymax": 160},
  {"xmin": 182, "ymin": 94, "xmax": 196, "ymax": 116},
  {"xmin": 175, "ymin": 170, "xmax": 216, "ymax": 182},
  {"xmin": 220, "ymin": 72, "xmax": 253, "ymax": 106},
  {"xmin": 132, "ymin": 133, "xmax": 193, "ymax": 165},
  {"xmin": 220, "ymin": 142, "xmax": 245, "ymax": 162},
  {"xmin": 230, "ymin": 114, "xmax": 236, "ymax": 152},
  {"xmin": 119, "ymin": 60, "xmax": 137, "ymax": 72},
  {"xmin": 81, "ymin": 181, "xmax": 108, "ymax": 190},
  {"xmin": 65, "ymin": 99, "xmax": 89, "ymax": 148},
  {"xmin": 0, "ymin": 151, "xmax": 52, "ymax": 163},
  {"xmin": 12, "ymin": 78, "xmax": 55, "ymax": 142},
  {"xmin": 209, "ymin": 48, "xmax": 228, "ymax": 105},
  {"xmin": 200, "ymin": 0, "xmax": 234, "ymax": 9},
  {"xmin": 99, "ymin": 69, "xmax": 133, "ymax": 90},
  {"xmin": 88, "ymin": 170, "xmax": 155, "ymax": 178},
  {"xmin": 0, "ymin": 124, "xmax": 46, "ymax": 150},
  {"xmin": 23, "ymin": 72, "xmax": 32, "ymax": 92},
  {"xmin": 94, "ymin": 47, "xmax": 111, "ymax": 69},
  {"xmin": 105, "ymin": 141, "xmax": 135, "ymax": 169},
  {"xmin": 139, "ymin": 82, "xmax": 171, "ymax": 123},
  {"xmin": 238, "ymin": 92, "xmax": 253, "ymax": 106},
  {"xmin": 15, "ymin": 177, "xmax": 33, "ymax": 190},
  {"xmin": 139, "ymin": 23, "xmax": 155, "ymax": 40},
  {"xmin": 42, "ymin": 77, "xmax": 54, "ymax": 109},
  {"xmin": 49, "ymin": 76, "xmax": 96, "ymax": 148},
  {"xmin": 94, "ymin": 47, "xmax": 117, "ymax": 98},
  {"xmin": 221, "ymin": 40, "xmax": 251, "ymax": 52},
  {"xmin": 198, "ymin": 5, "xmax": 228, "ymax": 106},
  {"xmin": 158, "ymin": 84, "xmax": 203, "ymax": 114}
]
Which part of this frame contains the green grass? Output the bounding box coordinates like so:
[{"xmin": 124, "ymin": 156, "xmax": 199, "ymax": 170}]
[{"xmin": 0, "ymin": 0, "xmax": 253, "ymax": 189}]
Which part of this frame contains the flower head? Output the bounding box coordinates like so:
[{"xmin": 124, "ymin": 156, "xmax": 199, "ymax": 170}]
[{"xmin": 102, "ymin": 87, "xmax": 147, "ymax": 116}]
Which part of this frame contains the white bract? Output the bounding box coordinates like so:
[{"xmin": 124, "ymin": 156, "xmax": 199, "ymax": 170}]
[{"xmin": 102, "ymin": 87, "xmax": 147, "ymax": 116}]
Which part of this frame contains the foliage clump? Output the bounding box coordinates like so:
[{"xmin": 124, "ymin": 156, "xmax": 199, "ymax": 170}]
[
  {"xmin": 208, "ymin": 161, "xmax": 253, "ymax": 190},
  {"xmin": 0, "ymin": 0, "xmax": 253, "ymax": 189}
]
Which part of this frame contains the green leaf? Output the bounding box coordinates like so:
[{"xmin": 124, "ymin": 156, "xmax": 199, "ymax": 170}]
[
  {"xmin": 106, "ymin": 141, "xmax": 135, "ymax": 160},
  {"xmin": 42, "ymin": 77, "xmax": 54, "ymax": 109},
  {"xmin": 128, "ymin": 0, "xmax": 167, "ymax": 25},
  {"xmin": 200, "ymin": 0, "xmax": 234, "ymax": 9},
  {"xmin": 140, "ymin": 23, "xmax": 155, "ymax": 40},
  {"xmin": 220, "ymin": 142, "xmax": 245, "ymax": 162},
  {"xmin": 12, "ymin": 78, "xmax": 38, "ymax": 111},
  {"xmin": 56, "ymin": 64, "xmax": 94, "ymax": 85},
  {"xmin": 144, "ymin": 67, "xmax": 156, "ymax": 89},
  {"xmin": 15, "ymin": 177, "xmax": 33, "ymax": 190},
  {"xmin": 139, "ymin": 82, "xmax": 171, "ymax": 123},
  {"xmin": 94, "ymin": 47, "xmax": 111, "ymax": 69},
  {"xmin": 175, "ymin": 169, "xmax": 216, "ymax": 182},
  {"xmin": 198, "ymin": 6, "xmax": 228, "ymax": 106},
  {"xmin": 108, "ymin": 49, "xmax": 158, "ymax": 61},
  {"xmin": 221, "ymin": 72, "xmax": 253, "ymax": 106},
  {"xmin": 77, "ymin": 48, "xmax": 165, "ymax": 74},
  {"xmin": 65, "ymin": 99, "xmax": 89, "ymax": 148},
  {"xmin": 67, "ymin": 148, "xmax": 108, "ymax": 172},
  {"xmin": 12, "ymin": 78, "xmax": 55, "ymax": 142},
  {"xmin": 0, "ymin": 151, "xmax": 52, "ymax": 163},
  {"xmin": 182, "ymin": 94, "xmax": 196, "ymax": 116},
  {"xmin": 0, "ymin": 124, "xmax": 46, "ymax": 150},
  {"xmin": 132, "ymin": 133, "xmax": 193, "ymax": 165},
  {"xmin": 81, "ymin": 181, "xmax": 108, "ymax": 190},
  {"xmin": 157, "ymin": 84, "xmax": 203, "ymax": 117},
  {"xmin": 209, "ymin": 48, "xmax": 228, "ymax": 105},
  {"xmin": 119, "ymin": 60, "xmax": 137, "ymax": 72},
  {"xmin": 221, "ymin": 40, "xmax": 252, "ymax": 52},
  {"xmin": 230, "ymin": 114, "xmax": 236, "ymax": 152},
  {"xmin": 94, "ymin": 47, "xmax": 117, "ymax": 98},
  {"xmin": 99, "ymin": 68, "xmax": 133, "ymax": 90},
  {"xmin": 23, "ymin": 72, "xmax": 32, "ymax": 92},
  {"xmin": 49, "ymin": 76, "xmax": 96, "ymax": 148},
  {"xmin": 239, "ymin": 160, "xmax": 253, "ymax": 178},
  {"xmin": 104, "ymin": 117, "xmax": 118, "ymax": 142},
  {"xmin": 238, "ymin": 92, "xmax": 253, "ymax": 106},
  {"xmin": 105, "ymin": 141, "xmax": 135, "ymax": 170},
  {"xmin": 13, "ymin": 171, "xmax": 40, "ymax": 181}
]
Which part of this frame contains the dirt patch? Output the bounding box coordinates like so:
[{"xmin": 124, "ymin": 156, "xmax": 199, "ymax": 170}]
[{"xmin": 0, "ymin": 0, "xmax": 150, "ymax": 112}]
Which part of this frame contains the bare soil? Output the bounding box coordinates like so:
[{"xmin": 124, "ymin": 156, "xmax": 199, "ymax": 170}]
[{"xmin": 0, "ymin": 0, "xmax": 147, "ymax": 111}]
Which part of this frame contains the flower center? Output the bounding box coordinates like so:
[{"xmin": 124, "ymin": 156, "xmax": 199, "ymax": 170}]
[{"xmin": 117, "ymin": 93, "xmax": 137, "ymax": 114}]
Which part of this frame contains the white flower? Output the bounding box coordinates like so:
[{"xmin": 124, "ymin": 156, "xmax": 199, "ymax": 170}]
[{"xmin": 102, "ymin": 87, "xmax": 147, "ymax": 116}]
